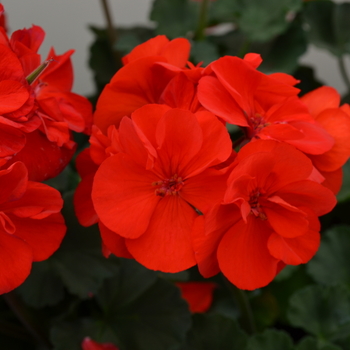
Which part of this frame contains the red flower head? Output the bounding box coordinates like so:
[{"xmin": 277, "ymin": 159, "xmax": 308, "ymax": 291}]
[
  {"xmin": 0, "ymin": 162, "xmax": 66, "ymax": 294},
  {"xmin": 94, "ymin": 35, "xmax": 204, "ymax": 133},
  {"xmin": 197, "ymin": 54, "xmax": 334, "ymax": 157},
  {"xmin": 82, "ymin": 338, "xmax": 119, "ymax": 350},
  {"xmin": 0, "ymin": 12, "xmax": 92, "ymax": 181},
  {"xmin": 89, "ymin": 104, "xmax": 232, "ymax": 272},
  {"xmin": 176, "ymin": 281, "xmax": 217, "ymax": 313},
  {"xmin": 194, "ymin": 140, "xmax": 336, "ymax": 290},
  {"xmin": 0, "ymin": 4, "xmax": 7, "ymax": 32},
  {"xmin": 300, "ymin": 86, "xmax": 350, "ymax": 194}
]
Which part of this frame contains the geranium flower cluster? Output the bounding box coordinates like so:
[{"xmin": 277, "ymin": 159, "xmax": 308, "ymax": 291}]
[
  {"xmin": 74, "ymin": 35, "xmax": 349, "ymax": 290},
  {"xmin": 0, "ymin": 5, "xmax": 92, "ymax": 294}
]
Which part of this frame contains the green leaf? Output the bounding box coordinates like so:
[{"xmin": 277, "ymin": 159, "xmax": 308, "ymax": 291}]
[
  {"xmin": 337, "ymin": 161, "xmax": 350, "ymax": 202},
  {"xmin": 88, "ymin": 26, "xmax": 122, "ymax": 93},
  {"xmin": 292, "ymin": 65, "xmax": 324, "ymax": 96},
  {"xmin": 150, "ymin": 0, "xmax": 198, "ymax": 38},
  {"xmin": 51, "ymin": 193, "xmax": 120, "ymax": 299},
  {"xmin": 96, "ymin": 259, "xmax": 192, "ymax": 350},
  {"xmin": 296, "ymin": 336, "xmax": 342, "ymax": 350},
  {"xmin": 96, "ymin": 259, "xmax": 158, "ymax": 311},
  {"xmin": 288, "ymin": 284, "xmax": 350, "ymax": 342},
  {"xmin": 235, "ymin": 0, "xmax": 303, "ymax": 42},
  {"xmin": 208, "ymin": 0, "xmax": 240, "ymax": 23},
  {"xmin": 51, "ymin": 319, "xmax": 114, "ymax": 350},
  {"xmin": 114, "ymin": 27, "xmax": 155, "ymax": 57},
  {"xmin": 307, "ymin": 226, "xmax": 350, "ymax": 287},
  {"xmin": 191, "ymin": 40, "xmax": 220, "ymax": 66},
  {"xmin": 16, "ymin": 260, "xmax": 64, "ymax": 308},
  {"xmin": 246, "ymin": 329, "xmax": 294, "ymax": 350},
  {"xmin": 185, "ymin": 314, "xmax": 247, "ymax": 350},
  {"xmin": 259, "ymin": 20, "xmax": 307, "ymax": 74},
  {"xmin": 303, "ymin": 1, "xmax": 350, "ymax": 57}
]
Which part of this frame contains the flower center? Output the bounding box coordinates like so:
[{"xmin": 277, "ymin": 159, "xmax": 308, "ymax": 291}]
[
  {"xmin": 249, "ymin": 189, "xmax": 267, "ymax": 220},
  {"xmin": 248, "ymin": 113, "xmax": 270, "ymax": 137},
  {"xmin": 152, "ymin": 174, "xmax": 184, "ymax": 197}
]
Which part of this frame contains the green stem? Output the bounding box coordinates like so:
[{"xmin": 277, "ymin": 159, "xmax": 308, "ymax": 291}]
[
  {"xmin": 2, "ymin": 292, "xmax": 52, "ymax": 349},
  {"xmin": 223, "ymin": 276, "xmax": 257, "ymax": 335},
  {"xmin": 100, "ymin": 0, "xmax": 120, "ymax": 65},
  {"xmin": 194, "ymin": 0, "xmax": 210, "ymax": 41},
  {"xmin": 338, "ymin": 55, "xmax": 350, "ymax": 93}
]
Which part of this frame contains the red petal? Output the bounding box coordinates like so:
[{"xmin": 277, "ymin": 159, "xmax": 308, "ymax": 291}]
[
  {"xmin": 286, "ymin": 120, "xmax": 334, "ymax": 155},
  {"xmin": 210, "ymin": 56, "xmax": 260, "ymax": 114},
  {"xmin": 94, "ymin": 56, "xmax": 171, "ymax": 133},
  {"xmin": 268, "ymin": 228, "xmax": 320, "ymax": 265},
  {"xmin": 126, "ymin": 196, "xmax": 197, "ymax": 272},
  {"xmin": 2, "ymin": 129, "xmax": 75, "ymax": 182},
  {"xmin": 0, "ymin": 124, "xmax": 26, "ymax": 159},
  {"xmin": 301, "ymin": 86, "xmax": 340, "ymax": 118},
  {"xmin": 320, "ymin": 167, "xmax": 343, "ymax": 195},
  {"xmin": 82, "ymin": 337, "xmax": 119, "ymax": 350},
  {"xmin": 0, "ymin": 80, "xmax": 29, "ymax": 114},
  {"xmin": 3, "ymin": 181, "xmax": 63, "ymax": 219},
  {"xmin": 310, "ymin": 108, "xmax": 350, "ymax": 171},
  {"xmin": 0, "ymin": 162, "xmax": 27, "ymax": 205},
  {"xmin": 156, "ymin": 109, "xmax": 203, "ymax": 175},
  {"xmin": 217, "ymin": 216, "xmax": 279, "ymax": 290},
  {"xmin": 122, "ymin": 35, "xmax": 190, "ymax": 68},
  {"xmin": 0, "ymin": 231, "xmax": 33, "ymax": 294},
  {"xmin": 176, "ymin": 281, "xmax": 217, "ymax": 313},
  {"xmin": 74, "ymin": 173, "xmax": 98, "ymax": 227},
  {"xmin": 197, "ymin": 76, "xmax": 248, "ymax": 126},
  {"xmin": 194, "ymin": 204, "xmax": 241, "ymax": 278},
  {"xmin": 9, "ymin": 213, "xmax": 65, "ymax": 261},
  {"xmin": 98, "ymin": 221, "xmax": 133, "ymax": 259},
  {"xmin": 184, "ymin": 110, "xmax": 232, "ymax": 176},
  {"xmin": 75, "ymin": 148, "xmax": 98, "ymax": 178},
  {"xmin": 118, "ymin": 117, "xmax": 153, "ymax": 168},
  {"xmin": 277, "ymin": 180, "xmax": 336, "ymax": 216},
  {"xmin": 181, "ymin": 168, "xmax": 228, "ymax": 213},
  {"xmin": 39, "ymin": 48, "xmax": 74, "ymax": 91},
  {"xmin": 236, "ymin": 140, "xmax": 314, "ymax": 192},
  {"xmin": 131, "ymin": 104, "xmax": 171, "ymax": 151},
  {"xmin": 264, "ymin": 196, "xmax": 309, "ymax": 238},
  {"xmin": 92, "ymin": 153, "xmax": 159, "ymax": 239},
  {"xmin": 0, "ymin": 44, "xmax": 24, "ymax": 81}
]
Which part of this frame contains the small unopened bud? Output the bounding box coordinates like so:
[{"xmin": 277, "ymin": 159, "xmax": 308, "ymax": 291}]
[{"xmin": 26, "ymin": 58, "xmax": 54, "ymax": 84}]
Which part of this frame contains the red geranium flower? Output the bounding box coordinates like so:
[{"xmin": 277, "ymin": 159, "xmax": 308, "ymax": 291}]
[
  {"xmin": 82, "ymin": 338, "xmax": 119, "ymax": 350},
  {"xmin": 0, "ymin": 4, "xmax": 7, "ymax": 32},
  {"xmin": 94, "ymin": 35, "xmax": 204, "ymax": 133},
  {"xmin": 0, "ymin": 14, "xmax": 92, "ymax": 181},
  {"xmin": 197, "ymin": 55, "xmax": 334, "ymax": 156},
  {"xmin": 176, "ymin": 281, "xmax": 217, "ymax": 313},
  {"xmin": 194, "ymin": 140, "xmax": 336, "ymax": 290},
  {"xmin": 90, "ymin": 104, "xmax": 232, "ymax": 272},
  {"xmin": 300, "ymin": 86, "xmax": 350, "ymax": 194},
  {"xmin": 0, "ymin": 162, "xmax": 66, "ymax": 294}
]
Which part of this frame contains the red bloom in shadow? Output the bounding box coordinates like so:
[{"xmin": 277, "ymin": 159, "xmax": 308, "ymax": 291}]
[
  {"xmin": 176, "ymin": 281, "xmax": 217, "ymax": 313},
  {"xmin": 90, "ymin": 105, "xmax": 232, "ymax": 272},
  {"xmin": 0, "ymin": 162, "xmax": 66, "ymax": 294},
  {"xmin": 194, "ymin": 140, "xmax": 336, "ymax": 290},
  {"xmin": 82, "ymin": 338, "xmax": 119, "ymax": 350}
]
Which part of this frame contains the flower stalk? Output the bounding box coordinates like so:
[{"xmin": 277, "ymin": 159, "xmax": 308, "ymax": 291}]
[
  {"xmin": 223, "ymin": 275, "xmax": 257, "ymax": 335},
  {"xmin": 194, "ymin": 0, "xmax": 210, "ymax": 41}
]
